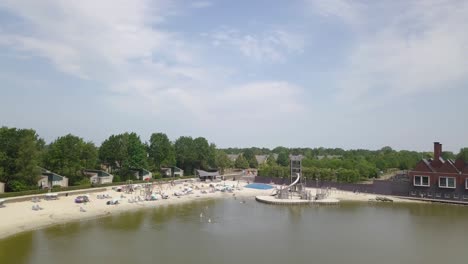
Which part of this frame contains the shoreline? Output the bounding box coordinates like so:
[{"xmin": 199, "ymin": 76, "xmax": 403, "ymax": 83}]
[{"xmin": 0, "ymin": 180, "xmax": 426, "ymax": 240}]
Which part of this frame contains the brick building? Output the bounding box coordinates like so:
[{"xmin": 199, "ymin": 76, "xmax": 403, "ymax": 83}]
[{"xmin": 408, "ymin": 142, "xmax": 468, "ymax": 201}]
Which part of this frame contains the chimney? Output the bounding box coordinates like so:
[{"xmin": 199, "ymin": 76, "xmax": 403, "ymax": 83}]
[{"xmin": 434, "ymin": 142, "xmax": 442, "ymax": 161}]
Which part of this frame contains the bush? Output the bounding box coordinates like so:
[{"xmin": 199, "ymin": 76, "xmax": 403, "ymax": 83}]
[
  {"xmin": 113, "ymin": 175, "xmax": 122, "ymax": 182},
  {"xmin": 152, "ymin": 172, "xmax": 162, "ymax": 179},
  {"xmin": 75, "ymin": 177, "xmax": 91, "ymax": 186},
  {"xmin": 7, "ymin": 180, "xmax": 30, "ymax": 192}
]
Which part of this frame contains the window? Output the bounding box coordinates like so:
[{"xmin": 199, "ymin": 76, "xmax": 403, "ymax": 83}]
[
  {"xmin": 439, "ymin": 177, "xmax": 456, "ymax": 188},
  {"xmin": 414, "ymin": 175, "xmax": 430, "ymax": 187}
]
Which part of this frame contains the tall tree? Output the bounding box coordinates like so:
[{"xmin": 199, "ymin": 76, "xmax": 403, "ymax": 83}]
[
  {"xmin": 148, "ymin": 132, "xmax": 175, "ymax": 170},
  {"xmin": 235, "ymin": 154, "xmax": 249, "ymax": 169},
  {"xmin": 125, "ymin": 132, "xmax": 148, "ymax": 169},
  {"xmin": 15, "ymin": 132, "xmax": 42, "ymax": 186},
  {"xmin": 207, "ymin": 143, "xmax": 217, "ymax": 169},
  {"xmin": 248, "ymin": 156, "xmax": 258, "ymax": 168},
  {"xmin": 267, "ymin": 154, "xmax": 277, "ymax": 166},
  {"xmin": 99, "ymin": 134, "xmax": 127, "ymax": 170},
  {"xmin": 174, "ymin": 136, "xmax": 196, "ymax": 174},
  {"xmin": 193, "ymin": 137, "xmax": 210, "ymax": 170},
  {"xmin": 277, "ymin": 152, "xmax": 289, "ymax": 166},
  {"xmin": 99, "ymin": 132, "xmax": 148, "ymax": 180},
  {"xmin": 43, "ymin": 134, "xmax": 98, "ymax": 185},
  {"xmin": 243, "ymin": 149, "xmax": 256, "ymax": 162},
  {"xmin": 216, "ymin": 150, "xmax": 231, "ymax": 173},
  {"xmin": 456, "ymin": 148, "xmax": 468, "ymax": 162},
  {"xmin": 0, "ymin": 127, "xmax": 44, "ymax": 191}
]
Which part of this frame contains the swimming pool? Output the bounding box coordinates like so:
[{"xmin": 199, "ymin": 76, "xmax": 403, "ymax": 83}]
[{"xmin": 245, "ymin": 183, "xmax": 274, "ymax": 190}]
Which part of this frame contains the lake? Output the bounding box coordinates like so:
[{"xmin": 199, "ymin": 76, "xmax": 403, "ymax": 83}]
[{"xmin": 1, "ymin": 198, "xmax": 467, "ymax": 264}]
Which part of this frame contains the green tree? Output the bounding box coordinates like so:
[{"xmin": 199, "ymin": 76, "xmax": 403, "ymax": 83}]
[
  {"xmin": 99, "ymin": 132, "xmax": 148, "ymax": 180},
  {"xmin": 174, "ymin": 136, "xmax": 196, "ymax": 174},
  {"xmin": 99, "ymin": 134, "xmax": 127, "ymax": 171},
  {"xmin": 207, "ymin": 143, "xmax": 217, "ymax": 168},
  {"xmin": 267, "ymin": 154, "xmax": 277, "ymax": 166},
  {"xmin": 235, "ymin": 154, "xmax": 249, "ymax": 169},
  {"xmin": 193, "ymin": 137, "xmax": 210, "ymax": 170},
  {"xmin": 216, "ymin": 150, "xmax": 231, "ymax": 173},
  {"xmin": 272, "ymin": 146, "xmax": 288, "ymax": 154},
  {"xmin": 15, "ymin": 132, "xmax": 42, "ymax": 186},
  {"xmin": 248, "ymin": 156, "xmax": 258, "ymax": 168},
  {"xmin": 43, "ymin": 134, "xmax": 98, "ymax": 185},
  {"xmin": 0, "ymin": 127, "xmax": 44, "ymax": 191},
  {"xmin": 243, "ymin": 149, "xmax": 256, "ymax": 162},
  {"xmin": 277, "ymin": 152, "xmax": 289, "ymax": 166},
  {"xmin": 125, "ymin": 132, "xmax": 148, "ymax": 169},
  {"xmin": 456, "ymin": 148, "xmax": 468, "ymax": 162},
  {"xmin": 148, "ymin": 132, "xmax": 175, "ymax": 170}
]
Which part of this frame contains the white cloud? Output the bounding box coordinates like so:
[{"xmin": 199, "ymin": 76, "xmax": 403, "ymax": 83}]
[
  {"xmin": 306, "ymin": 0, "xmax": 364, "ymax": 28},
  {"xmin": 0, "ymin": 1, "xmax": 306, "ymax": 124},
  {"xmin": 191, "ymin": 1, "xmax": 212, "ymax": 9},
  {"xmin": 206, "ymin": 28, "xmax": 305, "ymax": 62},
  {"xmin": 314, "ymin": 0, "xmax": 468, "ymax": 104}
]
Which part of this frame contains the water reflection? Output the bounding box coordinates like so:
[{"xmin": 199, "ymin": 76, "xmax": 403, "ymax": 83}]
[{"xmin": 0, "ymin": 232, "xmax": 34, "ymax": 264}]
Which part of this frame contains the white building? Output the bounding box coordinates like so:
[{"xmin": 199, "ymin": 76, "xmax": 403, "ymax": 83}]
[
  {"xmin": 83, "ymin": 169, "xmax": 114, "ymax": 184},
  {"xmin": 38, "ymin": 169, "xmax": 69, "ymax": 189}
]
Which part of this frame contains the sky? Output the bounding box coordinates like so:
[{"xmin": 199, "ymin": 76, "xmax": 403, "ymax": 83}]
[{"xmin": 0, "ymin": 0, "xmax": 467, "ymax": 152}]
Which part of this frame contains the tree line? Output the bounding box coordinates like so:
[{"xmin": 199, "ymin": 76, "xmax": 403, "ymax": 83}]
[
  {"xmin": 0, "ymin": 127, "xmax": 223, "ymax": 191},
  {"xmin": 224, "ymin": 146, "xmax": 468, "ymax": 183},
  {"xmin": 1, "ymin": 125, "xmax": 468, "ymax": 191}
]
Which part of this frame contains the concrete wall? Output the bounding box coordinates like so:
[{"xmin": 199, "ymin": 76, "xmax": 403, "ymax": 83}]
[
  {"xmin": 99, "ymin": 175, "xmax": 113, "ymax": 184},
  {"xmin": 142, "ymin": 172, "xmax": 152, "ymax": 181},
  {"xmin": 38, "ymin": 177, "xmax": 48, "ymax": 188},
  {"xmin": 0, "ymin": 182, "xmax": 4, "ymax": 193}
]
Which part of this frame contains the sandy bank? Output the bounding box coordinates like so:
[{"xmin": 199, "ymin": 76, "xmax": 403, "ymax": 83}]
[
  {"xmin": 0, "ymin": 180, "xmax": 270, "ymax": 240},
  {"xmin": 0, "ymin": 180, "xmax": 424, "ymax": 240}
]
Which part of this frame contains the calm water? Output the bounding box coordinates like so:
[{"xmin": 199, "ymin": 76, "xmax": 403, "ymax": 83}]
[{"xmin": 1, "ymin": 198, "xmax": 468, "ymax": 264}]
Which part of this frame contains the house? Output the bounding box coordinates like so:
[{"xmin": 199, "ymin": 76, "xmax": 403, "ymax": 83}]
[
  {"xmin": 0, "ymin": 182, "xmax": 4, "ymax": 193},
  {"xmin": 196, "ymin": 170, "xmax": 219, "ymax": 181},
  {"xmin": 83, "ymin": 169, "xmax": 114, "ymax": 185},
  {"xmin": 227, "ymin": 154, "xmax": 240, "ymax": 163},
  {"xmin": 130, "ymin": 168, "xmax": 152, "ymax": 181},
  {"xmin": 160, "ymin": 166, "xmax": 184, "ymax": 178},
  {"xmin": 317, "ymin": 155, "xmax": 342, "ymax": 160},
  {"xmin": 255, "ymin": 155, "xmax": 269, "ymax": 165},
  {"xmin": 38, "ymin": 169, "xmax": 68, "ymax": 189},
  {"xmin": 408, "ymin": 142, "xmax": 468, "ymax": 201}
]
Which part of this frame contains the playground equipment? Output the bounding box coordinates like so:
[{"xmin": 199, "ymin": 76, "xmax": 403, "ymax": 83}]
[
  {"xmin": 275, "ymin": 155, "xmax": 313, "ymax": 201},
  {"xmin": 124, "ymin": 180, "xmax": 134, "ymax": 194},
  {"xmin": 141, "ymin": 182, "xmax": 156, "ymax": 200}
]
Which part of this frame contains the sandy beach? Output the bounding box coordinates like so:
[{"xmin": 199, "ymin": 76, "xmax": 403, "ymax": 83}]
[{"xmin": 0, "ymin": 180, "xmax": 421, "ymax": 240}]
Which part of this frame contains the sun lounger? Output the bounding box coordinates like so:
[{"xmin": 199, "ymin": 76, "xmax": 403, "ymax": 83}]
[{"xmin": 32, "ymin": 204, "xmax": 43, "ymax": 210}]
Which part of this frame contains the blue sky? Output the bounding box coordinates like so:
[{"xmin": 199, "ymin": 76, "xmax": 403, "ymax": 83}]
[{"xmin": 0, "ymin": 0, "xmax": 467, "ymax": 152}]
